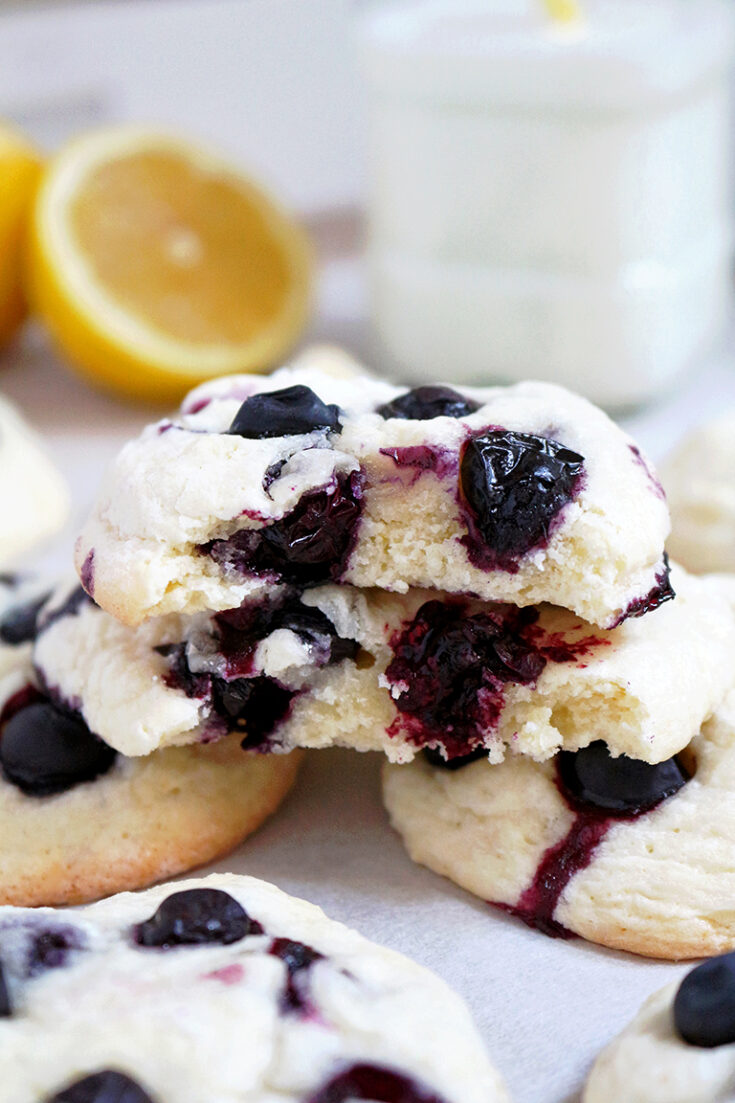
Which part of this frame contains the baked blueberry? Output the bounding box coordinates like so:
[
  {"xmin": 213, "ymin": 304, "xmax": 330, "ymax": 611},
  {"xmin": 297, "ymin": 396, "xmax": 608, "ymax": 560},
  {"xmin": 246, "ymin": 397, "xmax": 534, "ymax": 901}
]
[
  {"xmin": 460, "ymin": 430, "xmax": 584, "ymax": 567},
  {"xmin": 228, "ymin": 385, "xmax": 341, "ymax": 438},
  {"xmin": 204, "ymin": 471, "xmax": 364, "ymax": 585},
  {"xmin": 557, "ymin": 741, "xmax": 690, "ymax": 817},
  {"xmin": 27, "ymin": 925, "xmax": 83, "ymax": 976},
  {"xmin": 377, "ymin": 386, "xmax": 480, "ymax": 421},
  {"xmin": 134, "ymin": 888, "xmax": 262, "ymax": 949},
  {"xmin": 0, "ymin": 593, "xmax": 50, "ymax": 645},
  {"xmin": 269, "ymin": 937, "xmax": 323, "ymax": 1012},
  {"xmin": 0, "ymin": 702, "xmax": 117, "ymax": 796},
  {"xmin": 306, "ymin": 1064, "xmax": 446, "ymax": 1102},
  {"xmin": 386, "ymin": 601, "xmax": 545, "ymax": 755},
  {"xmin": 47, "ymin": 1070, "xmax": 155, "ymax": 1103},
  {"xmin": 422, "ymin": 746, "xmax": 489, "ymax": 771},
  {"xmin": 0, "ymin": 962, "xmax": 11, "ymax": 1017},
  {"xmin": 674, "ymin": 952, "xmax": 735, "ymax": 1048}
]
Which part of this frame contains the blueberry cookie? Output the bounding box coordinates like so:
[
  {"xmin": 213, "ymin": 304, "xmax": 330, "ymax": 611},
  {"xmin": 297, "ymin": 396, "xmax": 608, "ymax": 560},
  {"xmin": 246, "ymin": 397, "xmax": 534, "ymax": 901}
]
[
  {"xmin": 0, "ymin": 395, "xmax": 68, "ymax": 567},
  {"xmin": 33, "ymin": 567, "xmax": 735, "ymax": 766},
  {"xmin": 585, "ymin": 954, "xmax": 735, "ymax": 1102},
  {"xmin": 663, "ymin": 412, "xmax": 735, "ymax": 575},
  {"xmin": 383, "ymin": 686, "xmax": 735, "ymax": 959},
  {"xmin": 0, "ymin": 873, "xmax": 510, "ymax": 1102},
  {"xmin": 0, "ymin": 625, "xmax": 302, "ymax": 906},
  {"xmin": 74, "ymin": 347, "xmax": 670, "ymax": 629}
]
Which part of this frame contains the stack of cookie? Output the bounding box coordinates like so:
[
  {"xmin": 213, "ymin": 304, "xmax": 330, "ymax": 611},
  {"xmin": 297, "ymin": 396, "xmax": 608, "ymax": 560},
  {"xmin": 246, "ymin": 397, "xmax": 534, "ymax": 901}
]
[{"xmin": 5, "ymin": 348, "xmax": 735, "ymax": 960}]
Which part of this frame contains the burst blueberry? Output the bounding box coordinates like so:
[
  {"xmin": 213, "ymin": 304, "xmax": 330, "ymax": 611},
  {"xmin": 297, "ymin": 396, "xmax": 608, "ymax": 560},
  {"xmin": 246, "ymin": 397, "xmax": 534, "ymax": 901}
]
[
  {"xmin": 134, "ymin": 888, "xmax": 262, "ymax": 949},
  {"xmin": 557, "ymin": 741, "xmax": 690, "ymax": 816},
  {"xmin": 0, "ymin": 702, "xmax": 117, "ymax": 796},
  {"xmin": 229, "ymin": 385, "xmax": 341, "ymax": 438},
  {"xmin": 674, "ymin": 951, "xmax": 735, "ymax": 1048},
  {"xmin": 306, "ymin": 1064, "xmax": 446, "ymax": 1103},
  {"xmin": 377, "ymin": 386, "xmax": 479, "ymax": 421},
  {"xmin": 460, "ymin": 430, "xmax": 584, "ymax": 568}
]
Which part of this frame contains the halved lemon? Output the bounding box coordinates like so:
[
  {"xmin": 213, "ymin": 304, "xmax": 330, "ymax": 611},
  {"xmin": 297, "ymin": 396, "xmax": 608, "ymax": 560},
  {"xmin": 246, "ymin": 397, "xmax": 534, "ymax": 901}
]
[
  {"xmin": 0, "ymin": 124, "xmax": 42, "ymax": 350},
  {"xmin": 27, "ymin": 127, "xmax": 313, "ymax": 402}
]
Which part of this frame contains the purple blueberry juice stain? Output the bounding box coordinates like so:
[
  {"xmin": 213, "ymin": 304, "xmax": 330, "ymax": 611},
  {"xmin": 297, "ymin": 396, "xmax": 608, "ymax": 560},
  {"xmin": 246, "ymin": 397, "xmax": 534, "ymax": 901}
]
[
  {"xmin": 0, "ymin": 684, "xmax": 45, "ymax": 726},
  {"xmin": 79, "ymin": 551, "xmax": 95, "ymax": 598},
  {"xmin": 458, "ymin": 428, "xmax": 584, "ymax": 573},
  {"xmin": 629, "ymin": 444, "xmax": 666, "ymax": 501},
  {"xmin": 269, "ymin": 937, "xmax": 323, "ymax": 1015},
  {"xmin": 611, "ymin": 553, "xmax": 675, "ymax": 627},
  {"xmin": 200, "ymin": 470, "xmax": 365, "ymax": 586},
  {"xmin": 378, "ymin": 445, "xmax": 458, "ymax": 487},
  {"xmin": 305, "ymin": 1065, "xmax": 447, "ymax": 1103},
  {"xmin": 493, "ymin": 742, "xmax": 691, "ymax": 938},
  {"xmin": 385, "ymin": 602, "xmax": 606, "ymax": 758}
]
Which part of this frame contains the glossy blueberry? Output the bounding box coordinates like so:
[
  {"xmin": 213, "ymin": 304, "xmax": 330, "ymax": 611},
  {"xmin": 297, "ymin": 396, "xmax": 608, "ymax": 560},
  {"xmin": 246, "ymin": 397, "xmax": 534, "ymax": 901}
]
[
  {"xmin": 0, "ymin": 962, "xmax": 11, "ymax": 1017},
  {"xmin": 306, "ymin": 1064, "xmax": 446, "ymax": 1103},
  {"xmin": 460, "ymin": 430, "xmax": 584, "ymax": 566},
  {"xmin": 47, "ymin": 1070, "xmax": 155, "ymax": 1103},
  {"xmin": 557, "ymin": 741, "xmax": 690, "ymax": 817},
  {"xmin": 134, "ymin": 888, "xmax": 262, "ymax": 949},
  {"xmin": 0, "ymin": 593, "xmax": 50, "ymax": 645},
  {"xmin": 422, "ymin": 746, "xmax": 489, "ymax": 771},
  {"xmin": 204, "ymin": 471, "xmax": 363, "ymax": 585},
  {"xmin": 229, "ymin": 385, "xmax": 341, "ymax": 438},
  {"xmin": 275, "ymin": 604, "xmax": 359, "ymax": 664},
  {"xmin": 674, "ymin": 952, "xmax": 735, "ymax": 1047},
  {"xmin": 377, "ymin": 386, "xmax": 479, "ymax": 422},
  {"xmin": 212, "ymin": 675, "xmax": 295, "ymax": 749},
  {"xmin": 0, "ymin": 702, "xmax": 117, "ymax": 796}
]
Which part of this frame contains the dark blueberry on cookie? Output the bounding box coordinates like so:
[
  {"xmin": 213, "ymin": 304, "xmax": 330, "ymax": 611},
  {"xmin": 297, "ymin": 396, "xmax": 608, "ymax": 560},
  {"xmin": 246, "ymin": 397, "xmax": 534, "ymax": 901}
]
[
  {"xmin": 229, "ymin": 385, "xmax": 341, "ymax": 438},
  {"xmin": 306, "ymin": 1064, "xmax": 446, "ymax": 1103},
  {"xmin": 204, "ymin": 471, "xmax": 364, "ymax": 585},
  {"xmin": 422, "ymin": 746, "xmax": 489, "ymax": 771},
  {"xmin": 377, "ymin": 386, "xmax": 480, "ymax": 421},
  {"xmin": 47, "ymin": 1070, "xmax": 156, "ymax": 1103},
  {"xmin": 460, "ymin": 430, "xmax": 584, "ymax": 567},
  {"xmin": 135, "ymin": 888, "xmax": 263, "ymax": 949},
  {"xmin": 0, "ymin": 593, "xmax": 50, "ymax": 645},
  {"xmin": 0, "ymin": 702, "xmax": 117, "ymax": 796},
  {"xmin": 674, "ymin": 952, "xmax": 735, "ymax": 1048},
  {"xmin": 557, "ymin": 741, "xmax": 690, "ymax": 817},
  {"xmin": 27, "ymin": 925, "xmax": 83, "ymax": 976},
  {"xmin": 0, "ymin": 962, "xmax": 11, "ymax": 1017}
]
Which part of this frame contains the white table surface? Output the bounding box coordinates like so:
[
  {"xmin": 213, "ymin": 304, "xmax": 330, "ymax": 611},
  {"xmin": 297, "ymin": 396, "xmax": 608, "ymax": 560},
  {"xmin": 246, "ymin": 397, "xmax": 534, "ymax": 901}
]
[{"xmin": 3, "ymin": 253, "xmax": 735, "ymax": 1103}]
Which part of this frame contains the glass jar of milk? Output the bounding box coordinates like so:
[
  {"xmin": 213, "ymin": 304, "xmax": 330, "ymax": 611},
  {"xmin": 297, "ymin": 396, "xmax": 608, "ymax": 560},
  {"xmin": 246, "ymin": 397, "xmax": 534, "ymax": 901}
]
[{"xmin": 359, "ymin": 0, "xmax": 735, "ymax": 408}]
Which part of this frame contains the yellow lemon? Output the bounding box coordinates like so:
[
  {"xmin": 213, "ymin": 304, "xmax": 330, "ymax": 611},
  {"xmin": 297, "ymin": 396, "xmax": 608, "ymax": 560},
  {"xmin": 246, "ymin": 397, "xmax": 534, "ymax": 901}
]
[
  {"xmin": 28, "ymin": 127, "xmax": 313, "ymax": 402},
  {"xmin": 0, "ymin": 124, "xmax": 42, "ymax": 349}
]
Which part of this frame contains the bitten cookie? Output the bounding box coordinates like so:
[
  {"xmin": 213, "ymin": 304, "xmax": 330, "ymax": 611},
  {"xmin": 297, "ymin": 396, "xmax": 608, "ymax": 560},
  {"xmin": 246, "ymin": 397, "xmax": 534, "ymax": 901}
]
[
  {"xmin": 383, "ymin": 687, "xmax": 735, "ymax": 959},
  {"xmin": 585, "ymin": 954, "xmax": 735, "ymax": 1103},
  {"xmin": 0, "ymin": 395, "xmax": 68, "ymax": 566},
  {"xmin": 663, "ymin": 411, "xmax": 735, "ymax": 575},
  {"xmin": 0, "ymin": 873, "xmax": 510, "ymax": 1103},
  {"xmin": 0, "ymin": 621, "xmax": 302, "ymax": 906},
  {"xmin": 33, "ymin": 567, "xmax": 735, "ymax": 766},
  {"xmin": 74, "ymin": 346, "xmax": 670, "ymax": 629}
]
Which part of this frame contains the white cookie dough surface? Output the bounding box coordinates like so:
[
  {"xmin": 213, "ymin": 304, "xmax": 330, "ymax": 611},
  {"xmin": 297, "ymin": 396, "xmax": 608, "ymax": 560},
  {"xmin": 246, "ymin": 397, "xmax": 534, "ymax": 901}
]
[
  {"xmin": 74, "ymin": 346, "xmax": 670, "ymax": 628},
  {"xmin": 33, "ymin": 566, "xmax": 735, "ymax": 766},
  {"xmin": 383, "ymin": 687, "xmax": 735, "ymax": 960},
  {"xmin": 0, "ymin": 873, "xmax": 509, "ymax": 1103},
  {"xmin": 584, "ymin": 983, "xmax": 735, "ymax": 1103},
  {"xmin": 0, "ymin": 395, "xmax": 68, "ymax": 567},
  {"xmin": 663, "ymin": 412, "xmax": 735, "ymax": 575}
]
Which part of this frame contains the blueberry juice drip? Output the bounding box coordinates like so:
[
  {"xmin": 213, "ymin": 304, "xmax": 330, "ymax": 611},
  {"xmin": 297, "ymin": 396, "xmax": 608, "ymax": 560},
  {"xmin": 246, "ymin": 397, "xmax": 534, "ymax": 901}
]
[
  {"xmin": 612, "ymin": 552, "xmax": 675, "ymax": 626},
  {"xmin": 200, "ymin": 470, "xmax": 364, "ymax": 586},
  {"xmin": 268, "ymin": 937, "xmax": 323, "ymax": 1015},
  {"xmin": 385, "ymin": 601, "xmax": 601, "ymax": 759},
  {"xmin": 495, "ymin": 742, "xmax": 691, "ymax": 938}
]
